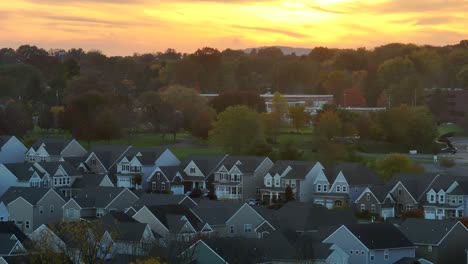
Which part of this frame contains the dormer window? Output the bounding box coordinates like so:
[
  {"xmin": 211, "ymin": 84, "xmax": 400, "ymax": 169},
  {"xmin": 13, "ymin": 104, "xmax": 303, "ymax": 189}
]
[
  {"xmin": 190, "ymin": 167, "xmax": 196, "ymax": 174},
  {"xmin": 91, "ymin": 158, "xmax": 96, "ymax": 166},
  {"xmin": 336, "ymin": 186, "xmax": 341, "ymax": 192},
  {"xmin": 439, "ymin": 195, "xmax": 444, "ymax": 203},
  {"xmin": 342, "ymin": 186, "xmax": 347, "ymax": 193},
  {"xmin": 366, "ymin": 193, "xmax": 370, "ymax": 201},
  {"xmin": 266, "ymin": 178, "xmax": 272, "ymax": 187},
  {"xmin": 156, "ymin": 173, "xmax": 161, "ymax": 180},
  {"xmin": 430, "ymin": 194, "xmax": 435, "ymax": 202},
  {"xmin": 317, "ymin": 184, "xmax": 322, "ymax": 192},
  {"xmin": 398, "ymin": 189, "xmax": 402, "ymax": 196},
  {"xmin": 274, "ymin": 178, "xmax": 280, "ymax": 187},
  {"xmin": 323, "ymin": 184, "xmax": 327, "ymax": 192},
  {"xmin": 40, "ymin": 156, "xmax": 46, "ymax": 162}
]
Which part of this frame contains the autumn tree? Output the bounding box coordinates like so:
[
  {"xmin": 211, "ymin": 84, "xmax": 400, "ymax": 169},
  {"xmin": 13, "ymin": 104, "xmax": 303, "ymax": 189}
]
[
  {"xmin": 373, "ymin": 153, "xmax": 425, "ymax": 182},
  {"xmin": 210, "ymin": 105, "xmax": 263, "ymax": 154},
  {"xmin": 315, "ymin": 110, "xmax": 342, "ymax": 141},
  {"xmin": 191, "ymin": 109, "xmax": 216, "ymax": 139},
  {"xmin": 271, "ymin": 91, "xmax": 288, "ymax": 127},
  {"xmin": 288, "ymin": 104, "xmax": 310, "ymax": 132}
]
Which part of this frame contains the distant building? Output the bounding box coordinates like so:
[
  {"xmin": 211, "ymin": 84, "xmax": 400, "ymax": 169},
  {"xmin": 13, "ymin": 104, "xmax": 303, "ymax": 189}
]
[
  {"xmin": 200, "ymin": 93, "xmax": 334, "ymax": 113},
  {"xmin": 425, "ymin": 88, "xmax": 468, "ymax": 125}
]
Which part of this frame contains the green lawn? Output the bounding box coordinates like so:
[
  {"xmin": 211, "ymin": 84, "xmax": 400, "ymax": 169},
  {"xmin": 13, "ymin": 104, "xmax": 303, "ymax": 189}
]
[
  {"xmin": 438, "ymin": 124, "xmax": 466, "ymax": 137},
  {"xmin": 171, "ymin": 147, "xmax": 225, "ymax": 160},
  {"xmin": 79, "ymin": 132, "xmax": 191, "ymax": 149}
]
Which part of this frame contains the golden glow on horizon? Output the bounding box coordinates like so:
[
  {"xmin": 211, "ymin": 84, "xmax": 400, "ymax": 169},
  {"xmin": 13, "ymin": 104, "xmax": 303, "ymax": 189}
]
[{"xmin": 0, "ymin": 0, "xmax": 466, "ymax": 55}]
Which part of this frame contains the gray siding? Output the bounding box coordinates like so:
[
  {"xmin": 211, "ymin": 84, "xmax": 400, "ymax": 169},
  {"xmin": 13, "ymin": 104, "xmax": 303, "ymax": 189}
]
[
  {"xmin": 324, "ymin": 227, "xmax": 369, "ymax": 264},
  {"xmin": 34, "ymin": 191, "xmax": 65, "ymax": 230},
  {"xmin": 8, "ymin": 198, "xmax": 34, "ymax": 233},
  {"xmin": 225, "ymin": 204, "xmax": 264, "ymax": 238},
  {"xmin": 370, "ymin": 248, "xmax": 415, "ymax": 264}
]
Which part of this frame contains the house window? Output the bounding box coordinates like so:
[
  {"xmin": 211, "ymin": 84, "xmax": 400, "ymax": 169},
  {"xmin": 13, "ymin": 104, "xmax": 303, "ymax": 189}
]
[
  {"xmin": 190, "ymin": 167, "xmax": 196, "ymax": 174},
  {"xmin": 342, "ymin": 186, "xmax": 347, "ymax": 193},
  {"xmin": 50, "ymin": 205, "xmax": 54, "ymax": 214},
  {"xmin": 54, "ymin": 178, "xmax": 57, "ymax": 186},
  {"xmin": 398, "ymin": 189, "xmax": 402, "ymax": 196},
  {"xmin": 349, "ymin": 250, "xmax": 353, "ymax": 255},
  {"xmin": 25, "ymin": 221, "xmax": 30, "ymax": 229},
  {"xmin": 161, "ymin": 182, "xmax": 166, "ymax": 191},
  {"xmin": 322, "ymin": 184, "xmax": 327, "ymax": 191},
  {"xmin": 337, "ymin": 186, "xmax": 341, "ymax": 192},
  {"xmin": 274, "ymin": 179, "xmax": 280, "ymax": 187},
  {"xmin": 266, "ymin": 178, "xmax": 272, "ymax": 187},
  {"xmin": 355, "ymin": 250, "xmax": 359, "ymax": 255},
  {"xmin": 384, "ymin": 250, "xmax": 389, "ymax": 260},
  {"xmin": 428, "ymin": 245, "xmax": 432, "ymax": 252},
  {"xmin": 439, "ymin": 195, "xmax": 445, "ymax": 203},
  {"xmin": 244, "ymin": 224, "xmax": 252, "ymax": 233},
  {"xmin": 317, "ymin": 184, "xmax": 322, "ymax": 192},
  {"xmin": 91, "ymin": 158, "xmax": 96, "ymax": 165},
  {"xmin": 39, "ymin": 206, "xmax": 44, "ymax": 214},
  {"xmin": 371, "ymin": 204, "xmax": 376, "ymax": 213},
  {"xmin": 370, "ymin": 253, "xmax": 375, "ymax": 261},
  {"xmin": 230, "ymin": 225, "xmax": 235, "ymax": 234},
  {"xmin": 361, "ymin": 204, "xmax": 366, "ymax": 211},
  {"xmin": 43, "ymin": 180, "xmax": 48, "ymax": 187},
  {"xmin": 96, "ymin": 208, "xmax": 104, "ymax": 217},
  {"xmin": 41, "ymin": 156, "xmax": 46, "ymax": 162},
  {"xmin": 459, "ymin": 197, "xmax": 463, "ymax": 204},
  {"xmin": 156, "ymin": 173, "xmax": 161, "ymax": 180},
  {"xmin": 430, "ymin": 195, "xmax": 435, "ymax": 202},
  {"xmin": 366, "ymin": 193, "xmax": 370, "ymax": 201},
  {"xmin": 406, "ymin": 204, "xmax": 414, "ymax": 211},
  {"xmin": 152, "ymin": 182, "xmax": 157, "ymax": 191}
]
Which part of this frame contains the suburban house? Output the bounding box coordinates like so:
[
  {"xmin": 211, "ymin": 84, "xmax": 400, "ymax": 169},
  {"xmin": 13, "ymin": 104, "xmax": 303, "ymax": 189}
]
[
  {"xmin": 62, "ymin": 187, "xmax": 139, "ymax": 221},
  {"xmin": 225, "ymin": 203, "xmax": 276, "ymax": 239},
  {"xmin": 0, "ymin": 136, "xmax": 27, "ymax": 164},
  {"xmin": 261, "ymin": 160, "xmax": 323, "ymax": 203},
  {"xmin": 0, "ymin": 187, "xmax": 66, "ymax": 233},
  {"xmin": 132, "ymin": 204, "xmax": 210, "ymax": 241},
  {"xmin": 145, "ymin": 166, "xmax": 185, "ymax": 195},
  {"xmin": 179, "ymin": 154, "xmax": 227, "ymax": 193},
  {"xmin": 98, "ymin": 212, "xmax": 157, "ymax": 258},
  {"xmin": 354, "ymin": 185, "xmax": 396, "ymax": 219},
  {"xmin": 0, "ymin": 163, "xmax": 45, "ymax": 196},
  {"xmin": 387, "ymin": 173, "xmax": 439, "ymax": 216},
  {"xmin": 25, "ymin": 138, "xmax": 87, "ymax": 163},
  {"xmin": 0, "ymin": 221, "xmax": 29, "ymax": 258},
  {"xmin": 398, "ymin": 218, "xmax": 468, "ymax": 264},
  {"xmin": 323, "ymin": 223, "xmax": 416, "ymax": 264},
  {"xmin": 312, "ymin": 162, "xmax": 384, "ymax": 209},
  {"xmin": 33, "ymin": 162, "xmax": 82, "ymax": 194},
  {"xmin": 114, "ymin": 147, "xmax": 180, "ymax": 189},
  {"xmin": 192, "ymin": 200, "xmax": 241, "ymax": 237},
  {"xmin": 211, "ymin": 155, "xmax": 274, "ymax": 201},
  {"xmin": 70, "ymin": 173, "xmax": 115, "ymax": 190},
  {"xmin": 423, "ymin": 176, "xmax": 468, "ymax": 219},
  {"xmin": 84, "ymin": 145, "xmax": 131, "ymax": 174}
]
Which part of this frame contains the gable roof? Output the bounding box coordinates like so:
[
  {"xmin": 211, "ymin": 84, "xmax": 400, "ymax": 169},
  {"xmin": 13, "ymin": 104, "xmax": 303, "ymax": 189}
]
[
  {"xmin": 266, "ymin": 160, "xmax": 317, "ymax": 180},
  {"xmin": 0, "ymin": 233, "xmax": 23, "ymax": 256},
  {"xmin": 98, "ymin": 212, "xmax": 151, "ymax": 242},
  {"xmin": 0, "ymin": 221, "xmax": 29, "ymax": 244},
  {"xmin": 151, "ymin": 166, "xmax": 181, "ymax": 182},
  {"xmin": 70, "ymin": 187, "xmax": 127, "ymax": 208},
  {"xmin": 89, "ymin": 145, "xmax": 131, "ymax": 169},
  {"xmin": 71, "ymin": 174, "xmax": 109, "ymax": 188},
  {"xmin": 32, "ymin": 138, "xmax": 74, "ymax": 155},
  {"xmin": 118, "ymin": 147, "xmax": 168, "ymax": 166},
  {"xmin": 0, "ymin": 136, "xmax": 12, "ymax": 148},
  {"xmin": 146, "ymin": 204, "xmax": 203, "ymax": 232},
  {"xmin": 368, "ymin": 184, "xmax": 393, "ymax": 202},
  {"xmin": 345, "ymin": 223, "xmax": 414, "ymax": 250},
  {"xmin": 192, "ymin": 200, "xmax": 241, "ymax": 226},
  {"xmin": 180, "ymin": 154, "xmax": 227, "ymax": 177},
  {"xmin": 390, "ymin": 173, "xmax": 439, "ymax": 201},
  {"xmin": 34, "ymin": 161, "xmax": 81, "ymax": 177},
  {"xmin": 398, "ymin": 218, "xmax": 461, "ymax": 245},
  {"xmin": 327, "ymin": 162, "xmax": 383, "ymax": 186},
  {"xmin": 133, "ymin": 193, "xmax": 196, "ymax": 208},
  {"xmin": 0, "ymin": 187, "xmax": 53, "ymax": 206},
  {"xmin": 214, "ymin": 155, "xmax": 268, "ymax": 174},
  {"xmin": 2, "ymin": 163, "xmax": 43, "ymax": 181}
]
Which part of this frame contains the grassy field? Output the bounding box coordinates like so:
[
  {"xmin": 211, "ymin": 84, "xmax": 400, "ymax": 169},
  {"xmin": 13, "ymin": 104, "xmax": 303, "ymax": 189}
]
[
  {"xmin": 79, "ymin": 132, "xmax": 191, "ymax": 149},
  {"xmin": 438, "ymin": 124, "xmax": 466, "ymax": 137},
  {"xmin": 171, "ymin": 147, "xmax": 225, "ymax": 160}
]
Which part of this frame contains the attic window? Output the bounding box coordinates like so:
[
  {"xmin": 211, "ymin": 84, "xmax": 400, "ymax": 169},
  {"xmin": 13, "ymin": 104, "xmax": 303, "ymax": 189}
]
[
  {"xmin": 190, "ymin": 167, "xmax": 196, "ymax": 174},
  {"xmin": 91, "ymin": 158, "xmax": 96, "ymax": 166},
  {"xmin": 366, "ymin": 193, "xmax": 370, "ymax": 201}
]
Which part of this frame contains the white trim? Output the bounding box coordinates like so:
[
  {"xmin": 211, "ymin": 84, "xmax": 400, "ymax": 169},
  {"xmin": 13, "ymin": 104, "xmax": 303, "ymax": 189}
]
[
  {"xmin": 37, "ymin": 189, "xmax": 66, "ymax": 205},
  {"xmin": 8, "ymin": 196, "xmax": 34, "ymax": 207},
  {"xmin": 323, "ymin": 225, "xmax": 370, "ymax": 250},
  {"xmin": 134, "ymin": 206, "xmax": 170, "ymax": 232},
  {"xmin": 254, "ymin": 220, "xmax": 276, "ymax": 232},
  {"xmin": 8, "ymin": 240, "xmax": 26, "ymax": 255},
  {"xmin": 437, "ymin": 221, "xmax": 468, "ymax": 246},
  {"xmin": 104, "ymin": 188, "xmax": 139, "ymax": 209},
  {"xmin": 389, "ymin": 181, "xmax": 418, "ymax": 203},
  {"xmin": 62, "ymin": 198, "xmax": 82, "ymax": 209},
  {"xmin": 185, "ymin": 240, "xmax": 227, "ymax": 263},
  {"xmin": 179, "ymin": 196, "xmax": 198, "ymax": 206},
  {"xmin": 418, "ymin": 174, "xmax": 440, "ymax": 201},
  {"xmin": 61, "ymin": 139, "xmax": 87, "ymax": 156},
  {"xmin": 355, "ymin": 187, "xmax": 381, "ymax": 204},
  {"xmin": 85, "ymin": 152, "xmax": 107, "ymax": 172},
  {"xmin": 225, "ymin": 203, "xmax": 269, "ymax": 226}
]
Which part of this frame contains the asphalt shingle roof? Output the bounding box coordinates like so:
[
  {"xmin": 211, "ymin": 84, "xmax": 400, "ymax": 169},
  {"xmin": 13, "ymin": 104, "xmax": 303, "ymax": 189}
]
[
  {"xmin": 326, "ymin": 162, "xmax": 383, "ymax": 186},
  {"xmin": 146, "ymin": 204, "xmax": 202, "ymax": 232},
  {"xmin": 35, "ymin": 161, "xmax": 81, "ymax": 177},
  {"xmin": 71, "ymin": 187, "xmax": 124, "ymax": 208},
  {"xmin": 345, "ymin": 223, "xmax": 414, "ymax": 249},
  {"xmin": 0, "ymin": 135, "xmax": 12, "ymax": 147},
  {"xmin": 89, "ymin": 145, "xmax": 131, "ymax": 169},
  {"xmin": 390, "ymin": 173, "xmax": 439, "ymax": 201},
  {"xmin": 119, "ymin": 147, "xmax": 168, "ymax": 166},
  {"xmin": 2, "ymin": 163, "xmax": 41, "ymax": 181},
  {"xmin": 192, "ymin": 200, "xmax": 241, "ymax": 226},
  {"xmin": 0, "ymin": 221, "xmax": 29, "ymax": 244},
  {"xmin": 0, "ymin": 187, "xmax": 52, "ymax": 205},
  {"xmin": 32, "ymin": 138, "xmax": 74, "ymax": 155},
  {"xmin": 99, "ymin": 212, "xmax": 148, "ymax": 242},
  {"xmin": 180, "ymin": 154, "xmax": 227, "ymax": 177},
  {"xmin": 71, "ymin": 174, "xmax": 108, "ymax": 188},
  {"xmin": 398, "ymin": 218, "xmax": 459, "ymax": 245}
]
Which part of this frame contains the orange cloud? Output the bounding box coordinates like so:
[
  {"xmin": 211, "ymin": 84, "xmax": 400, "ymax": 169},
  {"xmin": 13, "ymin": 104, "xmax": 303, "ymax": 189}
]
[{"xmin": 0, "ymin": 0, "xmax": 466, "ymax": 55}]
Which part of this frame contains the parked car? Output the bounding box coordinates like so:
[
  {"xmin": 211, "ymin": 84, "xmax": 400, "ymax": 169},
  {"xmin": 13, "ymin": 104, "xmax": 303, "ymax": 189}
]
[{"xmin": 247, "ymin": 199, "xmax": 262, "ymax": 206}]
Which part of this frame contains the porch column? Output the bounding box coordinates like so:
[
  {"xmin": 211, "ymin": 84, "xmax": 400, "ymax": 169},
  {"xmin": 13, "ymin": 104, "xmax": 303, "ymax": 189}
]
[
  {"xmin": 269, "ymin": 192, "xmax": 273, "ymax": 202},
  {"xmin": 192, "ymin": 181, "xmax": 195, "ymax": 189},
  {"xmin": 276, "ymin": 192, "xmax": 279, "ymax": 199}
]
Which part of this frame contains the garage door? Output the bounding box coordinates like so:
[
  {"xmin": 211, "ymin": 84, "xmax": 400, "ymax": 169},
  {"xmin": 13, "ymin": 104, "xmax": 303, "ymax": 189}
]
[
  {"xmin": 382, "ymin": 208, "xmax": 394, "ymax": 219},
  {"xmin": 425, "ymin": 212, "xmax": 436, "ymax": 220},
  {"xmin": 171, "ymin": 185, "xmax": 184, "ymax": 195}
]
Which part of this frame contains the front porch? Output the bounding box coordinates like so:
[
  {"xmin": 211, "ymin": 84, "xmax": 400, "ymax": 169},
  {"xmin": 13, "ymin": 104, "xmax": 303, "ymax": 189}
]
[
  {"xmin": 424, "ymin": 205, "xmax": 464, "ymax": 220},
  {"xmin": 183, "ymin": 181, "xmax": 206, "ymax": 193},
  {"xmin": 313, "ymin": 193, "xmax": 349, "ymax": 209},
  {"xmin": 215, "ymin": 185, "xmax": 242, "ymax": 200}
]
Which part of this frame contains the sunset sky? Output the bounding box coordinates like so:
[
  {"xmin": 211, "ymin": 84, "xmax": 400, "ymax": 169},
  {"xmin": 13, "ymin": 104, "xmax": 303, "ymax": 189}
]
[{"xmin": 1, "ymin": 0, "xmax": 467, "ymax": 55}]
